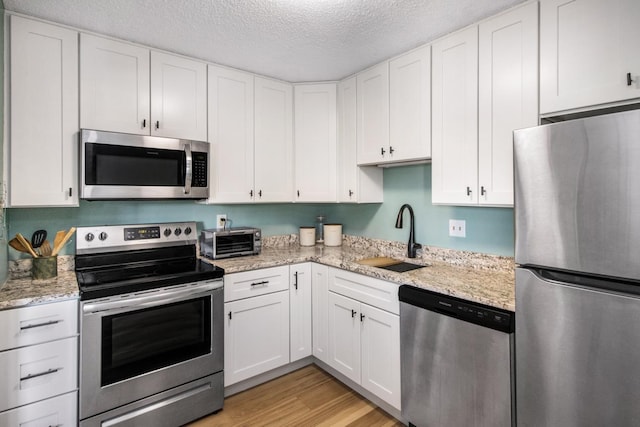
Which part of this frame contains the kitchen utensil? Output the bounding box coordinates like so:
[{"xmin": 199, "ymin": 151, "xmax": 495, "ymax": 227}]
[
  {"xmin": 9, "ymin": 237, "xmax": 29, "ymax": 254},
  {"xmin": 40, "ymin": 240, "xmax": 52, "ymax": 257},
  {"xmin": 53, "ymin": 230, "xmax": 66, "ymax": 251},
  {"xmin": 51, "ymin": 227, "xmax": 76, "ymax": 256},
  {"xmin": 16, "ymin": 233, "xmax": 38, "ymax": 257},
  {"xmin": 31, "ymin": 229, "xmax": 47, "ymax": 250}
]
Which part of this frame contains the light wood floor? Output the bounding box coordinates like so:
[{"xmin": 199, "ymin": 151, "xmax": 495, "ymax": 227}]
[{"xmin": 188, "ymin": 365, "xmax": 404, "ymax": 427}]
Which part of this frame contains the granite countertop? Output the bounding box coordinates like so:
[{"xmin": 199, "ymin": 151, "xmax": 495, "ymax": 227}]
[
  {"xmin": 210, "ymin": 235, "xmax": 515, "ymax": 311},
  {"xmin": 1, "ymin": 236, "xmax": 515, "ymax": 312},
  {"xmin": 0, "ymin": 255, "xmax": 78, "ymax": 310}
]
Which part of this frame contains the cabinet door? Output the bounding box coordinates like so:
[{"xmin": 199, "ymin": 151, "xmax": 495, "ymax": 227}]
[
  {"xmin": 207, "ymin": 65, "xmax": 255, "ymax": 203},
  {"xmin": 0, "ymin": 391, "xmax": 77, "ymax": 427},
  {"xmin": 224, "ymin": 291, "xmax": 290, "ymax": 386},
  {"xmin": 311, "ymin": 263, "xmax": 330, "ymax": 364},
  {"xmin": 9, "ymin": 16, "xmax": 78, "ymax": 207},
  {"xmin": 432, "ymin": 26, "xmax": 479, "ymax": 205},
  {"xmin": 294, "ymin": 84, "xmax": 337, "ymax": 202},
  {"xmin": 337, "ymin": 77, "xmax": 383, "ymax": 203},
  {"xmin": 390, "ymin": 45, "xmax": 431, "ymax": 162},
  {"xmin": 327, "ymin": 292, "xmax": 361, "ymax": 384},
  {"xmin": 290, "ymin": 263, "xmax": 312, "ymax": 362},
  {"xmin": 254, "ymin": 77, "xmax": 293, "ymax": 202},
  {"xmin": 80, "ymin": 33, "xmax": 150, "ymax": 135},
  {"xmin": 478, "ymin": 2, "xmax": 538, "ymax": 206},
  {"xmin": 150, "ymin": 51, "xmax": 207, "ymax": 141},
  {"xmin": 360, "ymin": 304, "xmax": 401, "ymax": 410},
  {"xmin": 357, "ymin": 62, "xmax": 390, "ymax": 165},
  {"xmin": 540, "ymin": 0, "xmax": 640, "ymax": 114}
]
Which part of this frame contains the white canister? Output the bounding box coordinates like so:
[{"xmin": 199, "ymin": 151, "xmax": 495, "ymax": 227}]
[
  {"xmin": 323, "ymin": 224, "xmax": 343, "ymax": 246},
  {"xmin": 299, "ymin": 227, "xmax": 316, "ymax": 246}
]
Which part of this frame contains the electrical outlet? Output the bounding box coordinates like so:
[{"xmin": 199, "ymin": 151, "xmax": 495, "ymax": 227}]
[
  {"xmin": 216, "ymin": 214, "xmax": 227, "ymax": 229},
  {"xmin": 449, "ymin": 219, "xmax": 466, "ymax": 238}
]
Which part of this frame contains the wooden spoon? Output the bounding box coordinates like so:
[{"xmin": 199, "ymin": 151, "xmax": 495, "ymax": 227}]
[
  {"xmin": 9, "ymin": 237, "xmax": 29, "ymax": 253},
  {"xmin": 16, "ymin": 233, "xmax": 38, "ymax": 257},
  {"xmin": 53, "ymin": 230, "xmax": 66, "ymax": 251},
  {"xmin": 40, "ymin": 240, "xmax": 52, "ymax": 257},
  {"xmin": 52, "ymin": 227, "xmax": 76, "ymax": 256}
]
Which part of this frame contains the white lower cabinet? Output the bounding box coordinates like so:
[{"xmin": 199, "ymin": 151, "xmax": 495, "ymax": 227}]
[
  {"xmin": 0, "ymin": 299, "xmax": 78, "ymax": 424},
  {"xmin": 311, "ymin": 263, "xmax": 330, "ymax": 364},
  {"xmin": 326, "ymin": 268, "xmax": 401, "ymax": 410},
  {"xmin": 224, "ymin": 267, "xmax": 290, "ymax": 386},
  {"xmin": 290, "ymin": 263, "xmax": 312, "ymax": 362}
]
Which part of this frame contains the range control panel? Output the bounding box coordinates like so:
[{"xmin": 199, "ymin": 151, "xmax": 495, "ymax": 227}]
[{"xmin": 76, "ymin": 222, "xmax": 197, "ymax": 254}]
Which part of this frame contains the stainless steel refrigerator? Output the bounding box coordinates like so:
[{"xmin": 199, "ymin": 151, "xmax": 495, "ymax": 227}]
[{"xmin": 514, "ymin": 108, "xmax": 640, "ymax": 427}]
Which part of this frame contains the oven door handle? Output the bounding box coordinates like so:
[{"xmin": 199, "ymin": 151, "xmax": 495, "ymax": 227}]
[
  {"xmin": 184, "ymin": 143, "xmax": 192, "ymax": 195},
  {"xmin": 82, "ymin": 281, "xmax": 221, "ymax": 314}
]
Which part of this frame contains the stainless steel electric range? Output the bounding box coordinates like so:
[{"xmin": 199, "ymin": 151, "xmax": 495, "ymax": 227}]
[{"xmin": 75, "ymin": 222, "xmax": 224, "ymax": 427}]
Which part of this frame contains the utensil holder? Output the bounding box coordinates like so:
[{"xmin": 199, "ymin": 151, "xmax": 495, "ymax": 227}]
[{"xmin": 32, "ymin": 256, "xmax": 57, "ymax": 280}]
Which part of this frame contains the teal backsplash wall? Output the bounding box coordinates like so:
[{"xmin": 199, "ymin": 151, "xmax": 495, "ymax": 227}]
[{"xmin": 7, "ymin": 164, "xmax": 514, "ymax": 260}]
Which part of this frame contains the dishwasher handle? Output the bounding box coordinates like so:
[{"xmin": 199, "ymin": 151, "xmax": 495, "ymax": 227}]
[{"xmin": 398, "ymin": 285, "xmax": 514, "ymax": 333}]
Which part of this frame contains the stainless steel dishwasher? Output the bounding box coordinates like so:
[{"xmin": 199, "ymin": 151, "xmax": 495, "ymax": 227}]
[{"xmin": 399, "ymin": 285, "xmax": 515, "ymax": 427}]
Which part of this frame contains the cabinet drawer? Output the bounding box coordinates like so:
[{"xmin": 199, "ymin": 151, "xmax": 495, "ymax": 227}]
[
  {"xmin": 0, "ymin": 337, "xmax": 78, "ymax": 412},
  {"xmin": 224, "ymin": 265, "xmax": 290, "ymax": 302},
  {"xmin": 328, "ymin": 267, "xmax": 399, "ymax": 314},
  {"xmin": 0, "ymin": 391, "xmax": 77, "ymax": 427},
  {"xmin": 0, "ymin": 299, "xmax": 78, "ymax": 351}
]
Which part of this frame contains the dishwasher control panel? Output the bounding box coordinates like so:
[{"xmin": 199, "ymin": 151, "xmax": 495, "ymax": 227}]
[{"xmin": 399, "ymin": 285, "xmax": 514, "ymax": 333}]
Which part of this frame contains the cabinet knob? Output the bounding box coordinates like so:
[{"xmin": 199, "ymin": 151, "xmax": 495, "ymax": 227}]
[
  {"xmin": 348, "ymin": 189, "xmax": 354, "ymax": 197},
  {"xmin": 466, "ymin": 186, "xmax": 472, "ymax": 196}
]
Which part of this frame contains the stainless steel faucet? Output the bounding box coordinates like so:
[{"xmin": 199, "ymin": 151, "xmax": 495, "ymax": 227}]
[{"xmin": 395, "ymin": 204, "xmax": 422, "ymax": 258}]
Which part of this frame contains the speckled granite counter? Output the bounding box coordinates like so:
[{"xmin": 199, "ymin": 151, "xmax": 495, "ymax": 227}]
[
  {"xmin": 209, "ymin": 235, "xmax": 516, "ymax": 311},
  {"xmin": 1, "ymin": 256, "xmax": 78, "ymax": 310},
  {"xmin": 2, "ymin": 236, "xmax": 515, "ymax": 312}
]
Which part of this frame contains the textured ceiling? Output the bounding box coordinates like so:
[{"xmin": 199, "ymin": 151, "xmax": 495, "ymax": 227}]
[{"xmin": 3, "ymin": 0, "xmax": 525, "ymax": 82}]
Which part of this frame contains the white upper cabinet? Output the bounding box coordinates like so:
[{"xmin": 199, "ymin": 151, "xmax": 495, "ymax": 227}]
[
  {"xmin": 80, "ymin": 34, "xmax": 207, "ymax": 141},
  {"xmin": 356, "ymin": 62, "xmax": 390, "ymax": 165},
  {"xmin": 478, "ymin": 1, "xmax": 539, "ymax": 206},
  {"xmin": 294, "ymin": 83, "xmax": 337, "ymax": 202},
  {"xmin": 80, "ymin": 34, "xmax": 150, "ymax": 135},
  {"xmin": 254, "ymin": 77, "xmax": 294, "ymax": 203},
  {"xmin": 337, "ymin": 77, "xmax": 383, "ymax": 203},
  {"xmin": 433, "ymin": 2, "xmax": 538, "ymax": 207},
  {"xmin": 432, "ymin": 26, "xmax": 479, "ymax": 205},
  {"xmin": 207, "ymin": 65, "xmax": 255, "ymax": 203},
  {"xmin": 9, "ymin": 16, "xmax": 78, "ymax": 207},
  {"xmin": 540, "ymin": 0, "xmax": 640, "ymax": 114},
  {"xmin": 389, "ymin": 45, "xmax": 432, "ymax": 162},
  {"xmin": 150, "ymin": 51, "xmax": 207, "ymax": 141}
]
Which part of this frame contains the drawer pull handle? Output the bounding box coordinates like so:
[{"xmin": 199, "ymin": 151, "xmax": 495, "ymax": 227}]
[
  {"xmin": 20, "ymin": 320, "xmax": 61, "ymax": 330},
  {"xmin": 293, "ymin": 271, "xmax": 299, "ymax": 290},
  {"xmin": 251, "ymin": 280, "xmax": 269, "ymax": 287},
  {"xmin": 20, "ymin": 367, "xmax": 62, "ymax": 382},
  {"xmin": 351, "ymin": 309, "xmax": 357, "ymax": 318},
  {"xmin": 360, "ymin": 313, "xmax": 365, "ymax": 322}
]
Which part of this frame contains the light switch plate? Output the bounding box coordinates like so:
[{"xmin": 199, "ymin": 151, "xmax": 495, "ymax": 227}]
[{"xmin": 449, "ymin": 219, "xmax": 466, "ymax": 238}]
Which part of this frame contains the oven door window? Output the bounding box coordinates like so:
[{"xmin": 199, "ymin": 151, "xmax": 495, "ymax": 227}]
[
  {"xmin": 101, "ymin": 296, "xmax": 211, "ymax": 386},
  {"xmin": 85, "ymin": 142, "xmax": 185, "ymax": 186}
]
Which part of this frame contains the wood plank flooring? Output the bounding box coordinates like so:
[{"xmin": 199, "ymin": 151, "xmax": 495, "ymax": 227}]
[{"xmin": 188, "ymin": 365, "xmax": 404, "ymax": 427}]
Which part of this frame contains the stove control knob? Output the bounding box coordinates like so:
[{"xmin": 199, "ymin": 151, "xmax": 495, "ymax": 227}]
[
  {"xmin": 174, "ymin": 227, "xmax": 182, "ymax": 236},
  {"xmin": 99, "ymin": 232, "xmax": 108, "ymax": 241},
  {"xmin": 164, "ymin": 228, "xmax": 172, "ymax": 237},
  {"xmin": 85, "ymin": 233, "xmax": 95, "ymax": 242},
  {"xmin": 184, "ymin": 226, "xmax": 192, "ymax": 235}
]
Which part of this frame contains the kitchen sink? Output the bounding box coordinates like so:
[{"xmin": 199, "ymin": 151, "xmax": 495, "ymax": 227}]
[{"xmin": 357, "ymin": 257, "xmax": 426, "ymax": 273}]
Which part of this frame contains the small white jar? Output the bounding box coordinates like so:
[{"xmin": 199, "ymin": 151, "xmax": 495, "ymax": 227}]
[
  {"xmin": 299, "ymin": 227, "xmax": 316, "ymax": 246},
  {"xmin": 323, "ymin": 224, "xmax": 343, "ymax": 246}
]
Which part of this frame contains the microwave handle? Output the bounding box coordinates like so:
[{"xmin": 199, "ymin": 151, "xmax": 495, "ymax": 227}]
[{"xmin": 184, "ymin": 144, "xmax": 192, "ymax": 195}]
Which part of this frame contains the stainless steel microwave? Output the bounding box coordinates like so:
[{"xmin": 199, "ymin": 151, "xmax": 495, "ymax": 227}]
[
  {"xmin": 200, "ymin": 227, "xmax": 262, "ymax": 260},
  {"xmin": 80, "ymin": 129, "xmax": 209, "ymax": 200}
]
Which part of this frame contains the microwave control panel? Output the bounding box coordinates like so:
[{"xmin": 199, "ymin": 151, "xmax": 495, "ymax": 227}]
[{"xmin": 192, "ymin": 152, "xmax": 208, "ymax": 187}]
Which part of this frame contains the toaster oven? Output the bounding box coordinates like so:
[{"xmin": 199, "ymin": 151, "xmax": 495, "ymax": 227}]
[{"xmin": 200, "ymin": 227, "xmax": 261, "ymax": 259}]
